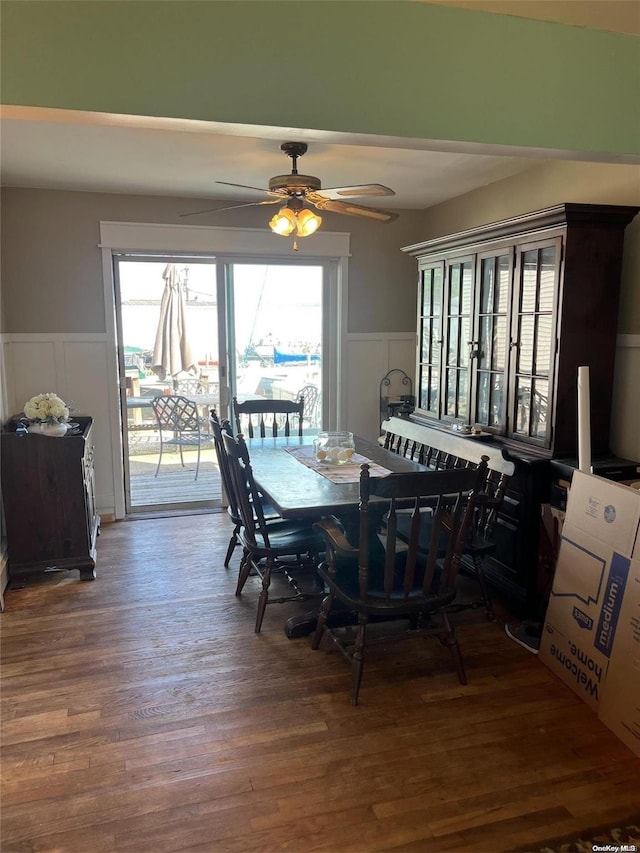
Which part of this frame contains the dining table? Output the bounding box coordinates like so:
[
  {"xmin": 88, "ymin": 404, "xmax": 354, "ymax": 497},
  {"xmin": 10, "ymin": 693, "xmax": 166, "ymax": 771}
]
[{"xmin": 246, "ymin": 432, "xmax": 428, "ymax": 637}]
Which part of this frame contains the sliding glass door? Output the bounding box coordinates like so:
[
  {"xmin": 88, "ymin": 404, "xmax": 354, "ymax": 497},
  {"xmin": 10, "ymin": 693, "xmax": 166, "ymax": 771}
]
[
  {"xmin": 223, "ymin": 262, "xmax": 325, "ymax": 430},
  {"xmin": 114, "ymin": 256, "xmax": 223, "ymax": 513},
  {"xmin": 113, "ymin": 255, "xmax": 330, "ymax": 514}
]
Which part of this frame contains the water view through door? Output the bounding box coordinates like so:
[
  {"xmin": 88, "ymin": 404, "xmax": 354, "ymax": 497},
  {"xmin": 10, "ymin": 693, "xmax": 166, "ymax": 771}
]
[
  {"xmin": 225, "ymin": 263, "xmax": 324, "ymax": 430},
  {"xmin": 115, "ymin": 257, "xmax": 324, "ymax": 513}
]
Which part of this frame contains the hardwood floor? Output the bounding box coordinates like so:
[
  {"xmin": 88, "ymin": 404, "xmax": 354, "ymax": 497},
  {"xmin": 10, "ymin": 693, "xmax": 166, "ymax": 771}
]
[{"xmin": 1, "ymin": 513, "xmax": 638, "ymax": 852}]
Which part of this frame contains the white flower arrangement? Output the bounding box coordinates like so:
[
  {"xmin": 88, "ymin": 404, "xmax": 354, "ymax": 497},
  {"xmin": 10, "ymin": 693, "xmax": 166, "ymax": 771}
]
[{"xmin": 23, "ymin": 392, "xmax": 70, "ymax": 424}]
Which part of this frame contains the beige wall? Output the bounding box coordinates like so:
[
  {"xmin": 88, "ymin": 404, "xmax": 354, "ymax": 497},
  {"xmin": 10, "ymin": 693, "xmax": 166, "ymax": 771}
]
[
  {"xmin": 1, "ymin": 160, "xmax": 639, "ymax": 487},
  {"xmin": 416, "ymin": 160, "xmax": 640, "ymax": 333},
  {"xmin": 0, "ymin": 188, "xmax": 426, "ymax": 336},
  {"xmin": 2, "ymin": 162, "xmax": 638, "ymax": 340}
]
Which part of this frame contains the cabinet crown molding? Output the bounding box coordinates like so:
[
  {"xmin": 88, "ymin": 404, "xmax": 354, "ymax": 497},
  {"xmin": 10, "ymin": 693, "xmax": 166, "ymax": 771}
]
[{"xmin": 402, "ymin": 203, "xmax": 640, "ymax": 258}]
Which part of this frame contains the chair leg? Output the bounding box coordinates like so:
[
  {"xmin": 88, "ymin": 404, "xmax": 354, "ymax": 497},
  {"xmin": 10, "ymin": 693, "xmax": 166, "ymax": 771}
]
[
  {"xmin": 235, "ymin": 550, "xmax": 252, "ymax": 596},
  {"xmin": 311, "ymin": 592, "xmax": 334, "ymax": 650},
  {"xmin": 472, "ymin": 553, "xmax": 495, "ymax": 621},
  {"xmin": 195, "ymin": 442, "xmax": 201, "ymax": 481},
  {"xmin": 255, "ymin": 558, "xmax": 273, "ymax": 633},
  {"xmin": 352, "ymin": 614, "xmax": 368, "ymax": 706},
  {"xmin": 441, "ymin": 610, "xmax": 467, "ymax": 685},
  {"xmin": 178, "ymin": 442, "xmax": 185, "ymax": 468},
  {"xmin": 224, "ymin": 526, "xmax": 240, "ymax": 568},
  {"xmin": 154, "ymin": 435, "xmax": 164, "ymax": 477}
]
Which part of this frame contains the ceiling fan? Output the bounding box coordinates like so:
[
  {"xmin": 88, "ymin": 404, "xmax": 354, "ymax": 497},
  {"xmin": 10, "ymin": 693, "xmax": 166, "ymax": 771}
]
[{"xmin": 180, "ymin": 142, "xmax": 399, "ymax": 242}]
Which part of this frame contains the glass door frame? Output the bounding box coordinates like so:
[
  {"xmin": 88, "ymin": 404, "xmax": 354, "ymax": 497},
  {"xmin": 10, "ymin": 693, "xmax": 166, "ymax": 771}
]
[
  {"xmin": 216, "ymin": 256, "xmax": 335, "ymax": 427},
  {"xmin": 112, "ymin": 252, "xmax": 222, "ymax": 514},
  {"xmin": 507, "ymin": 235, "xmax": 562, "ymax": 449},
  {"xmin": 100, "ymin": 220, "xmax": 349, "ymax": 519}
]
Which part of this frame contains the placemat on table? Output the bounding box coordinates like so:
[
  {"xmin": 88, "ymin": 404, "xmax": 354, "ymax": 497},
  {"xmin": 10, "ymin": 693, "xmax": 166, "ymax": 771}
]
[{"xmin": 284, "ymin": 444, "xmax": 391, "ymax": 483}]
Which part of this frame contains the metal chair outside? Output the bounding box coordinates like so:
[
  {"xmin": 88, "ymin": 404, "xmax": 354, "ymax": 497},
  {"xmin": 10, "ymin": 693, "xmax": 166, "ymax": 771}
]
[
  {"xmin": 297, "ymin": 384, "xmax": 321, "ymax": 429},
  {"xmin": 151, "ymin": 395, "xmax": 212, "ymax": 481}
]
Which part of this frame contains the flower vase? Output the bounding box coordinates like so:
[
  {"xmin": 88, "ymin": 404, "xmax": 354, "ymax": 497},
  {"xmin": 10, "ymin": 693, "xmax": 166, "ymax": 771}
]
[{"xmin": 28, "ymin": 421, "xmax": 68, "ymax": 437}]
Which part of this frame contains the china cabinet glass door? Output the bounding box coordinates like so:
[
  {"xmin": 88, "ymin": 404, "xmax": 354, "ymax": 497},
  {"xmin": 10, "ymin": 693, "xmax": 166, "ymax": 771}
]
[
  {"xmin": 417, "ymin": 263, "xmax": 444, "ymax": 417},
  {"xmin": 442, "ymin": 257, "xmax": 473, "ymax": 424},
  {"xmin": 472, "ymin": 251, "xmax": 513, "ymax": 432},
  {"xmin": 509, "ymin": 238, "xmax": 561, "ymax": 446}
]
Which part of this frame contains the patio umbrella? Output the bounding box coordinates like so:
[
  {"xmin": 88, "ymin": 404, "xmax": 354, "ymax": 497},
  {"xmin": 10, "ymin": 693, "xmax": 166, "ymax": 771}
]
[{"xmin": 152, "ymin": 263, "xmax": 197, "ymax": 386}]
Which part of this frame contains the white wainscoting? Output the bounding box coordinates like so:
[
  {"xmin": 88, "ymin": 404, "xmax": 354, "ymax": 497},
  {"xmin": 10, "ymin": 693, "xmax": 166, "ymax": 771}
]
[
  {"xmin": 610, "ymin": 334, "xmax": 640, "ymax": 462},
  {"xmin": 344, "ymin": 333, "xmax": 416, "ymax": 443},
  {"xmin": 1, "ymin": 330, "xmax": 636, "ymax": 523},
  {"xmin": 1, "ymin": 334, "xmax": 117, "ymax": 516}
]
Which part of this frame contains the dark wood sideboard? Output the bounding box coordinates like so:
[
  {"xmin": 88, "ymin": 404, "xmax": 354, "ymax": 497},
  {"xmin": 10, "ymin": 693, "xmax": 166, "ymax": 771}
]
[{"xmin": 1, "ymin": 416, "xmax": 99, "ymax": 583}]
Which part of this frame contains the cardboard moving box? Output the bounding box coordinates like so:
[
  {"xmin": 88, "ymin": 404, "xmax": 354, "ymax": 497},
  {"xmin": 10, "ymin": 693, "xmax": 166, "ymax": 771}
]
[
  {"xmin": 597, "ymin": 567, "xmax": 640, "ymax": 757},
  {"xmin": 540, "ymin": 471, "xmax": 640, "ymax": 713}
]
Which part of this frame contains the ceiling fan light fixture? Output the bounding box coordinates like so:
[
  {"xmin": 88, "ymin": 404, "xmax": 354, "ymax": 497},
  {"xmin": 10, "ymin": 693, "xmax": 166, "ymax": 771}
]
[
  {"xmin": 269, "ymin": 206, "xmax": 297, "ymax": 236},
  {"xmin": 296, "ymin": 208, "xmax": 322, "ymax": 236},
  {"xmin": 269, "ymin": 204, "xmax": 322, "ymax": 238}
]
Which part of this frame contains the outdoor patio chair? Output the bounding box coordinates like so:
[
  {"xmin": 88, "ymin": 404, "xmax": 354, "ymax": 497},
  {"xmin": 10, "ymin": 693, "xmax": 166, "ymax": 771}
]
[
  {"xmin": 151, "ymin": 395, "xmax": 212, "ymax": 481},
  {"xmin": 222, "ymin": 429, "xmax": 324, "ymax": 633},
  {"xmin": 297, "ymin": 384, "xmax": 321, "ymax": 428},
  {"xmin": 311, "ymin": 459, "xmax": 487, "ymax": 705},
  {"xmin": 174, "ymin": 377, "xmax": 205, "ymax": 395},
  {"xmin": 174, "ymin": 377, "xmax": 212, "ymax": 431},
  {"xmin": 232, "ymin": 396, "xmax": 304, "ymax": 438}
]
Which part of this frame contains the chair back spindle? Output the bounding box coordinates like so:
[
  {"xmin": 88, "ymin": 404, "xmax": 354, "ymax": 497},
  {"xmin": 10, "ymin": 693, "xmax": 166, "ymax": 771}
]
[{"xmin": 232, "ymin": 397, "xmax": 304, "ymax": 438}]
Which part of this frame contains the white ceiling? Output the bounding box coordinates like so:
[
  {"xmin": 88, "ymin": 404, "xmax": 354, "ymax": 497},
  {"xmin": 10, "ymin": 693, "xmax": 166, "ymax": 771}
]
[
  {"xmin": 0, "ymin": 109, "xmax": 553, "ymax": 212},
  {"xmin": 1, "ymin": 1, "xmax": 637, "ymax": 218}
]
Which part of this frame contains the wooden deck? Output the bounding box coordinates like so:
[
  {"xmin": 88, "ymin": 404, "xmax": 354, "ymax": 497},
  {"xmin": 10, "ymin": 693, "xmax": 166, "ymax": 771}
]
[
  {"xmin": 127, "ymin": 444, "xmax": 223, "ymax": 510},
  {"xmin": 2, "ymin": 513, "xmax": 639, "ymax": 852}
]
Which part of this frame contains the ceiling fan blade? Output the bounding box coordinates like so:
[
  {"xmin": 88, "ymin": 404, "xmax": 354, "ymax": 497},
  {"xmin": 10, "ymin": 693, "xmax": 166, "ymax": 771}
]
[
  {"xmin": 315, "ymin": 183, "xmax": 396, "ymax": 201},
  {"xmin": 179, "ymin": 199, "xmax": 281, "ymax": 218},
  {"xmin": 214, "ymin": 180, "xmax": 273, "ymax": 194},
  {"xmin": 309, "ymin": 196, "xmax": 399, "ymax": 223}
]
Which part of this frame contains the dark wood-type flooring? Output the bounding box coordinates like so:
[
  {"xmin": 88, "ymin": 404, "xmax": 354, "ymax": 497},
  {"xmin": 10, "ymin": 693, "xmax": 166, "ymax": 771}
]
[{"xmin": 2, "ymin": 513, "xmax": 639, "ymax": 852}]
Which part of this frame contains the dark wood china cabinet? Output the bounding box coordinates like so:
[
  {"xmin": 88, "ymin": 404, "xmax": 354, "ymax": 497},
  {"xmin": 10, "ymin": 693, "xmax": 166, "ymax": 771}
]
[{"xmin": 403, "ymin": 204, "xmax": 639, "ymax": 615}]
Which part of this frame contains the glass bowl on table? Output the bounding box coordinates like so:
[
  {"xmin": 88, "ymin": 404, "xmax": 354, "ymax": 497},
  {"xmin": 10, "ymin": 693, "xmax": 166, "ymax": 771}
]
[{"xmin": 314, "ymin": 431, "xmax": 356, "ymax": 465}]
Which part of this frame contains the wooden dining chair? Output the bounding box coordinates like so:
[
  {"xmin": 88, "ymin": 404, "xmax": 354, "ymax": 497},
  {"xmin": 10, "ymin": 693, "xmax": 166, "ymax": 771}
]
[
  {"xmin": 232, "ymin": 397, "xmax": 304, "ymax": 438},
  {"xmin": 209, "ymin": 409, "xmax": 278, "ymax": 568},
  {"xmin": 382, "ymin": 417, "xmax": 515, "ymax": 620},
  {"xmin": 210, "ymin": 410, "xmax": 247, "ymax": 567},
  {"xmin": 311, "ymin": 459, "xmax": 487, "ymax": 705},
  {"xmin": 222, "ymin": 430, "xmax": 325, "ymax": 633}
]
